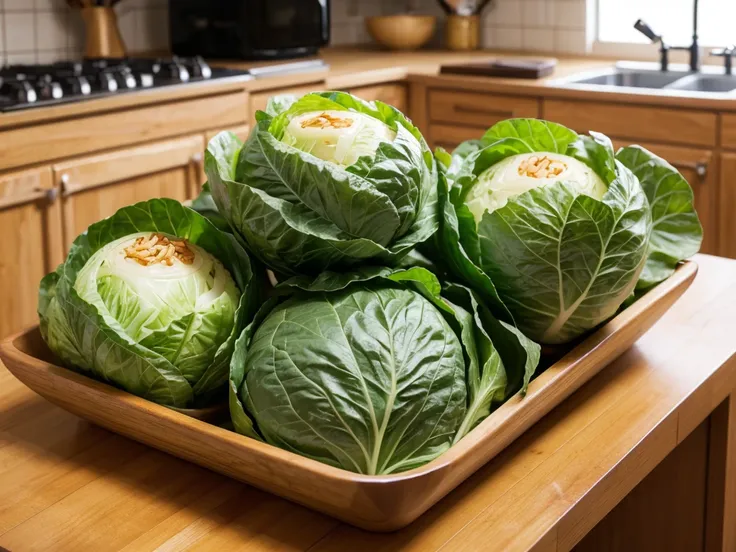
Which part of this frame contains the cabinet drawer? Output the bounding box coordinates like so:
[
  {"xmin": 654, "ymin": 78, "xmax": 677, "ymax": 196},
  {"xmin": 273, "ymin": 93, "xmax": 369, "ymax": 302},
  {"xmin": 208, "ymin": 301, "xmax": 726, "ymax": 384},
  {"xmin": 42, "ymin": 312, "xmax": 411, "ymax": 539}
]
[
  {"xmin": 544, "ymin": 99, "xmax": 717, "ymax": 148},
  {"xmin": 722, "ymin": 114, "xmax": 736, "ymax": 150},
  {"xmin": 612, "ymin": 140, "xmax": 716, "ymax": 255},
  {"xmin": 1, "ymin": 91, "xmax": 247, "ymax": 172},
  {"xmin": 349, "ymin": 83, "xmax": 408, "ymax": 112},
  {"xmin": 0, "ymin": 167, "xmax": 63, "ymax": 337},
  {"xmin": 429, "ymin": 124, "xmax": 486, "ymax": 150},
  {"xmin": 206, "ymin": 124, "xmax": 250, "ymax": 143},
  {"xmin": 54, "ymin": 135, "xmax": 204, "ymax": 248},
  {"xmin": 429, "ymin": 90, "xmax": 539, "ymax": 128}
]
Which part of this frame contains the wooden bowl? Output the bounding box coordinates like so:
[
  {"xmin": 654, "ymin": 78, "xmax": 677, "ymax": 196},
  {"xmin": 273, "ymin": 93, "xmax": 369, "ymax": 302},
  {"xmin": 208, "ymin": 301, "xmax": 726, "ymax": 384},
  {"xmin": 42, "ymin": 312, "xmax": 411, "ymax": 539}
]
[{"xmin": 365, "ymin": 15, "xmax": 437, "ymax": 51}]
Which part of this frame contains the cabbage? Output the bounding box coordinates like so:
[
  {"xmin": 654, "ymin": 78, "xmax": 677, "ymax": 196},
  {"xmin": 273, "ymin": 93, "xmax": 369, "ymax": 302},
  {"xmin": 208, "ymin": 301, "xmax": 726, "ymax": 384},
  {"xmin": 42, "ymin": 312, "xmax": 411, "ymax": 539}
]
[
  {"xmin": 433, "ymin": 119, "xmax": 653, "ymax": 344},
  {"xmin": 466, "ymin": 152, "xmax": 607, "ymax": 220},
  {"xmin": 228, "ymin": 267, "xmax": 540, "ymax": 474},
  {"xmin": 431, "ymin": 118, "xmax": 702, "ymax": 344},
  {"xmin": 281, "ymin": 109, "xmax": 397, "ymax": 166},
  {"xmin": 204, "ymin": 91, "xmax": 437, "ymax": 276},
  {"xmin": 38, "ymin": 199, "xmax": 263, "ymax": 408}
]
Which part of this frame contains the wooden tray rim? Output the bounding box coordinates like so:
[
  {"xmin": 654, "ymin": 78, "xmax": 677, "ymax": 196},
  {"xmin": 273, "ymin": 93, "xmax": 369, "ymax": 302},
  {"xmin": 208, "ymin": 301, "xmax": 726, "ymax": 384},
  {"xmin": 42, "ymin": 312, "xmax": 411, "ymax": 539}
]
[{"xmin": 0, "ymin": 261, "xmax": 698, "ymax": 488}]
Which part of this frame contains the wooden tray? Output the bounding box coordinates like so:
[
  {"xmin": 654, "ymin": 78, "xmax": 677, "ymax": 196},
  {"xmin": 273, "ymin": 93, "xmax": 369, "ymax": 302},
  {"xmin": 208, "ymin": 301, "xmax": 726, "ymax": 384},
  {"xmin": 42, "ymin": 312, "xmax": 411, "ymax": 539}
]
[{"xmin": 0, "ymin": 262, "xmax": 697, "ymax": 532}]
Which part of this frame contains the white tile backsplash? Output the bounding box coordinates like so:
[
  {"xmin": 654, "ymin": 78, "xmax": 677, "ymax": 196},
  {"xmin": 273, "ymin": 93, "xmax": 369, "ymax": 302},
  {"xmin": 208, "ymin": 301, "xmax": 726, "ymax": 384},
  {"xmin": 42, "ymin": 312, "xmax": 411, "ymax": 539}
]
[
  {"xmin": 0, "ymin": 0, "xmax": 593, "ymax": 65},
  {"xmin": 522, "ymin": 0, "xmax": 551, "ymax": 29},
  {"xmin": 35, "ymin": 10, "xmax": 67, "ymax": 51},
  {"xmin": 5, "ymin": 12, "xmax": 35, "ymax": 53},
  {"xmin": 523, "ymin": 27, "xmax": 556, "ymax": 52}
]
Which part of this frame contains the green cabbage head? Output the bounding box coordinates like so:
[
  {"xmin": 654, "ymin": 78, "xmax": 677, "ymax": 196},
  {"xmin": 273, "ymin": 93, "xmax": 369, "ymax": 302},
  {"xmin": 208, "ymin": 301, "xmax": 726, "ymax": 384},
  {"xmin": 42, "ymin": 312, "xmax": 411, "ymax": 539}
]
[
  {"xmin": 229, "ymin": 267, "xmax": 539, "ymax": 475},
  {"xmin": 434, "ymin": 118, "xmax": 700, "ymax": 345},
  {"xmin": 39, "ymin": 199, "xmax": 262, "ymax": 408},
  {"xmin": 205, "ymin": 91, "xmax": 437, "ymax": 276}
]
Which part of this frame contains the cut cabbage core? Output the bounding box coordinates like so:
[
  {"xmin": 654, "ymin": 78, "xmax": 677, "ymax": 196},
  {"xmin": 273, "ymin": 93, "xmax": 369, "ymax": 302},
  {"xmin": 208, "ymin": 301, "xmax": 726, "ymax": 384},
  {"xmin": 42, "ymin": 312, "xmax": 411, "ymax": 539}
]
[
  {"xmin": 281, "ymin": 109, "xmax": 396, "ymax": 166},
  {"xmin": 466, "ymin": 152, "xmax": 608, "ymax": 223}
]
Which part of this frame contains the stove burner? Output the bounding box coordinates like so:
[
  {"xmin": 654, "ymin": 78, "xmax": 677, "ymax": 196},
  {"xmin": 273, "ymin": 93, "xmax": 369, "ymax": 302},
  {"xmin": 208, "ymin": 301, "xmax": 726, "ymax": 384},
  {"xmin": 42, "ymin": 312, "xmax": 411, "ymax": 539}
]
[{"xmin": 0, "ymin": 56, "xmax": 244, "ymax": 112}]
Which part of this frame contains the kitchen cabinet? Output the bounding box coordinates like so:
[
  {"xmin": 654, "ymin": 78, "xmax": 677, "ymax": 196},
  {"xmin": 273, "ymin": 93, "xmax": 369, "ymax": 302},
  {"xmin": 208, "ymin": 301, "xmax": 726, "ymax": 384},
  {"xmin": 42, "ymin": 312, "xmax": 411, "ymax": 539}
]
[
  {"xmin": 611, "ymin": 140, "xmax": 717, "ymax": 255},
  {"xmin": 348, "ymin": 83, "xmax": 408, "ymax": 112},
  {"xmin": 544, "ymin": 99, "xmax": 717, "ymax": 148},
  {"xmin": 205, "ymin": 124, "xmax": 251, "ymax": 143},
  {"xmin": 426, "ymin": 90, "xmax": 540, "ymax": 149},
  {"xmin": 1, "ymin": 90, "xmax": 248, "ymax": 173},
  {"xmin": 546, "ymin": 99, "xmax": 720, "ymax": 255},
  {"xmin": 53, "ymin": 135, "xmax": 204, "ymax": 251},
  {"xmin": 720, "ymin": 153, "xmax": 736, "ymax": 258},
  {"xmin": 0, "ymin": 167, "xmax": 63, "ymax": 338},
  {"xmin": 722, "ymin": 114, "xmax": 736, "ymax": 150}
]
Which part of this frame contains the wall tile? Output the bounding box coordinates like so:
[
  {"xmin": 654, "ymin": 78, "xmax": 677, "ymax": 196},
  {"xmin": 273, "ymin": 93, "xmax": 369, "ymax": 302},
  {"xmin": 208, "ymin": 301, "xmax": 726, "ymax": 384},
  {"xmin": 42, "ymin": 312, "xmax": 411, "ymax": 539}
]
[
  {"xmin": 6, "ymin": 51, "xmax": 36, "ymax": 64},
  {"xmin": 490, "ymin": 0, "xmax": 523, "ymax": 26},
  {"xmin": 553, "ymin": 0, "xmax": 587, "ymax": 30},
  {"xmin": 554, "ymin": 28, "xmax": 587, "ymax": 53},
  {"xmin": 5, "ymin": 12, "xmax": 35, "ymax": 52},
  {"xmin": 0, "ymin": 0, "xmax": 594, "ymax": 62},
  {"xmin": 494, "ymin": 26, "xmax": 523, "ymax": 49},
  {"xmin": 523, "ymin": 0, "xmax": 551, "ymax": 28},
  {"xmin": 35, "ymin": 10, "xmax": 67, "ymax": 51},
  {"xmin": 4, "ymin": 0, "xmax": 31, "ymax": 12},
  {"xmin": 522, "ymin": 27, "xmax": 555, "ymax": 52}
]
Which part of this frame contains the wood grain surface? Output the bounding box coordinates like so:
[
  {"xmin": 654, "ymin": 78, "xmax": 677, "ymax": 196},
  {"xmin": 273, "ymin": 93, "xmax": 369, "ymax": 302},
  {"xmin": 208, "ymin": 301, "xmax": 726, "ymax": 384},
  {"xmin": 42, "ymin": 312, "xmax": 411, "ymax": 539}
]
[
  {"xmin": 0, "ymin": 255, "xmax": 735, "ymax": 551},
  {"xmin": 0, "ymin": 262, "xmax": 696, "ymax": 533}
]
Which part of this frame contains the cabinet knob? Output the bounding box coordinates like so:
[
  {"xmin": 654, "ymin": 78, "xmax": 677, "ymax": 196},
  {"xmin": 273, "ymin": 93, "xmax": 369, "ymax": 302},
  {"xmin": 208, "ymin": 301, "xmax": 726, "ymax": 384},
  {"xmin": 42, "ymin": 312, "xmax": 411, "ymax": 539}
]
[{"xmin": 191, "ymin": 153, "xmax": 204, "ymax": 164}]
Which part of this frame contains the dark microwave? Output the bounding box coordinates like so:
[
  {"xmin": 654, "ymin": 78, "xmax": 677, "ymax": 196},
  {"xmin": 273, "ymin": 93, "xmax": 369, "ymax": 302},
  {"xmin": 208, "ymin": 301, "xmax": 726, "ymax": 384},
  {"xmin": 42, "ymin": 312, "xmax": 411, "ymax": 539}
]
[{"xmin": 169, "ymin": 0, "xmax": 330, "ymax": 60}]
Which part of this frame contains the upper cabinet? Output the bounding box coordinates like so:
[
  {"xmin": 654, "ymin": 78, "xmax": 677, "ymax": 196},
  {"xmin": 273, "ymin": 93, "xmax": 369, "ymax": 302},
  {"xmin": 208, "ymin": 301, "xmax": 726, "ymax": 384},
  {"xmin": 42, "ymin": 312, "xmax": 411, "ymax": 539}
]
[
  {"xmin": 53, "ymin": 135, "xmax": 205, "ymax": 251},
  {"xmin": 0, "ymin": 167, "xmax": 63, "ymax": 338}
]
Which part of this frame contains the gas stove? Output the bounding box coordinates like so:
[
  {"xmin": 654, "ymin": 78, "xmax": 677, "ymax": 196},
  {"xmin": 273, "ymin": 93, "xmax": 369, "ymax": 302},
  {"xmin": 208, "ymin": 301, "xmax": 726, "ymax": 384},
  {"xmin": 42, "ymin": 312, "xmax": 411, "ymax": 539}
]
[{"xmin": 0, "ymin": 56, "xmax": 251, "ymax": 112}]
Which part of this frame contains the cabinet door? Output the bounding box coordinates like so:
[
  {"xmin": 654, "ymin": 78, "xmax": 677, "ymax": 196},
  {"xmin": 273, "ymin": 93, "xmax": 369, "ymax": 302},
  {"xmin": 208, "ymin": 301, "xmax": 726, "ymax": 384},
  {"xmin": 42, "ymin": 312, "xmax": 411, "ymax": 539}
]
[
  {"xmin": 54, "ymin": 135, "xmax": 204, "ymax": 250},
  {"xmin": 205, "ymin": 124, "xmax": 251, "ymax": 143},
  {"xmin": 545, "ymin": 99, "xmax": 717, "ymax": 148},
  {"xmin": 0, "ymin": 167, "xmax": 63, "ymax": 337},
  {"xmin": 349, "ymin": 83, "xmax": 408, "ymax": 111},
  {"xmin": 720, "ymin": 153, "xmax": 736, "ymax": 258},
  {"xmin": 427, "ymin": 90, "xmax": 539, "ymax": 149},
  {"xmin": 613, "ymin": 141, "xmax": 717, "ymax": 255}
]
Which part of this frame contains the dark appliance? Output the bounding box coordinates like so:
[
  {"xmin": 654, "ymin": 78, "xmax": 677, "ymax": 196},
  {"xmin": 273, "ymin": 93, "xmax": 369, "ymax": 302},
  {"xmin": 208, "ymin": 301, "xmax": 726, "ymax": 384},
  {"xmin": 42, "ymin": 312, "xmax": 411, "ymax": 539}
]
[
  {"xmin": 169, "ymin": 0, "xmax": 330, "ymax": 61},
  {"xmin": 0, "ymin": 57, "xmax": 251, "ymax": 112}
]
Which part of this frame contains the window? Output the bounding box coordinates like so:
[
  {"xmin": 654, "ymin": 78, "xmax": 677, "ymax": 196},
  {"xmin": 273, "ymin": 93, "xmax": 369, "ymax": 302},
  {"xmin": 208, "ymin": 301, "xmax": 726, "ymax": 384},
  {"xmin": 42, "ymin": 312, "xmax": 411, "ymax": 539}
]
[{"xmin": 597, "ymin": 0, "xmax": 733, "ymax": 47}]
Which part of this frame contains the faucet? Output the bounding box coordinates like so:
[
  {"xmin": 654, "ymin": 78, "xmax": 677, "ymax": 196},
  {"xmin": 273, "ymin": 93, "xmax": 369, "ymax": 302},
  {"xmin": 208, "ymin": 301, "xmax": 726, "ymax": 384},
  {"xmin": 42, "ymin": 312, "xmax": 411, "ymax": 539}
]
[{"xmin": 634, "ymin": 0, "xmax": 700, "ymax": 72}]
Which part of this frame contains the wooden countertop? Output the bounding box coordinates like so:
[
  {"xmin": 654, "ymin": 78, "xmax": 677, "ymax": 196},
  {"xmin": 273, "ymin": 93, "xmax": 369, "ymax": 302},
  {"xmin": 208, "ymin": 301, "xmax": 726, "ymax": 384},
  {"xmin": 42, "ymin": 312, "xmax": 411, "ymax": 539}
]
[
  {"xmin": 3, "ymin": 46, "xmax": 735, "ymax": 132},
  {"xmin": 1, "ymin": 253, "xmax": 735, "ymax": 551}
]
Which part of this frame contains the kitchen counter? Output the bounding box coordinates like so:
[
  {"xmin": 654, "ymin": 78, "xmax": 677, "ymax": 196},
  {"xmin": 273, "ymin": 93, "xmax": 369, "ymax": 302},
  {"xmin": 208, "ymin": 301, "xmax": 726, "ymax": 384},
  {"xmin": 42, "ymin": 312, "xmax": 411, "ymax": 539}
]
[
  {"xmin": 1, "ymin": 253, "xmax": 734, "ymax": 551},
  {"xmin": 3, "ymin": 47, "xmax": 734, "ymax": 132}
]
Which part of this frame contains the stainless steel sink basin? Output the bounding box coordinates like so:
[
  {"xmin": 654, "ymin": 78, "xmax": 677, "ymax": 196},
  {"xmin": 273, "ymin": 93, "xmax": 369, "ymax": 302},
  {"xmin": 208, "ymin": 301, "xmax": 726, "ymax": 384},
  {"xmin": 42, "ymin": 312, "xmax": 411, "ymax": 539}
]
[
  {"xmin": 667, "ymin": 74, "xmax": 736, "ymax": 92},
  {"xmin": 569, "ymin": 69, "xmax": 687, "ymax": 89},
  {"xmin": 555, "ymin": 62, "xmax": 736, "ymax": 95}
]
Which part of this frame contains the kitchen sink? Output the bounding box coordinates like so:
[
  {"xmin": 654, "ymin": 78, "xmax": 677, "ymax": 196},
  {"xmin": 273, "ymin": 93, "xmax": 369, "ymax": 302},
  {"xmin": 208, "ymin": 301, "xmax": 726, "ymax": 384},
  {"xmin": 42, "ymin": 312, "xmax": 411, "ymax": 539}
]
[
  {"xmin": 667, "ymin": 74, "xmax": 736, "ymax": 92},
  {"xmin": 568, "ymin": 69, "xmax": 687, "ymax": 89},
  {"xmin": 555, "ymin": 62, "xmax": 736, "ymax": 95}
]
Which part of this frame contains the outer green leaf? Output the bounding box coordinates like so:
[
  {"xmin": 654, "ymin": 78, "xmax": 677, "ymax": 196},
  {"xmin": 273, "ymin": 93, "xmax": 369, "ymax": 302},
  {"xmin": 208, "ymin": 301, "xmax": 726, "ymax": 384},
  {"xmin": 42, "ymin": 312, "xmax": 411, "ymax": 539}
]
[
  {"xmin": 264, "ymin": 93, "xmax": 299, "ymax": 117},
  {"xmin": 39, "ymin": 198, "xmax": 262, "ymax": 407},
  {"xmin": 616, "ymin": 145, "xmax": 703, "ymax": 289},
  {"xmin": 481, "ymin": 118, "xmax": 579, "ymax": 153},
  {"xmin": 191, "ymin": 182, "xmax": 230, "ymax": 232},
  {"xmin": 206, "ymin": 92, "xmax": 437, "ymax": 275},
  {"xmin": 426, "ymin": 169, "xmax": 513, "ymax": 322},
  {"xmin": 477, "ymin": 163, "xmax": 650, "ymax": 344},
  {"xmin": 242, "ymin": 285, "xmax": 467, "ymax": 475}
]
